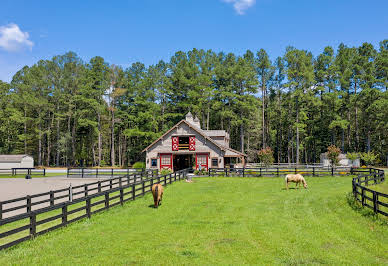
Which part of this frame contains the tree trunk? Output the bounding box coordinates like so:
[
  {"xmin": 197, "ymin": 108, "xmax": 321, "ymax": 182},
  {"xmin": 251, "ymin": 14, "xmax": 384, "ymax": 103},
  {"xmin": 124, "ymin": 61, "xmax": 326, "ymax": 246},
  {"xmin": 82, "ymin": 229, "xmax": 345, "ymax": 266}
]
[
  {"xmin": 38, "ymin": 121, "xmax": 42, "ymax": 166},
  {"xmin": 24, "ymin": 107, "xmax": 27, "ymax": 154},
  {"xmin": 111, "ymin": 108, "xmax": 115, "ymax": 166},
  {"xmin": 56, "ymin": 110, "xmax": 60, "ymax": 166},
  {"xmin": 207, "ymin": 105, "xmax": 210, "ymax": 130},
  {"xmin": 98, "ymin": 112, "xmax": 102, "ymax": 167},
  {"xmin": 296, "ymin": 97, "xmax": 300, "ymax": 165},
  {"xmin": 354, "ymin": 83, "xmax": 359, "ymax": 151},
  {"xmin": 240, "ymin": 123, "xmax": 244, "ymax": 153},
  {"xmin": 262, "ymin": 82, "xmax": 266, "ymax": 149},
  {"xmin": 71, "ymin": 119, "xmax": 76, "ymax": 166}
]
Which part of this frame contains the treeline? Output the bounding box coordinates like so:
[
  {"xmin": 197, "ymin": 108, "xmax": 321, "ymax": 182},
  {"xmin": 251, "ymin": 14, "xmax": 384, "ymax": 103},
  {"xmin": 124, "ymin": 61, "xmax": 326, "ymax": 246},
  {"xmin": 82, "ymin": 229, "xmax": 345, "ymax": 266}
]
[{"xmin": 0, "ymin": 40, "xmax": 387, "ymax": 167}]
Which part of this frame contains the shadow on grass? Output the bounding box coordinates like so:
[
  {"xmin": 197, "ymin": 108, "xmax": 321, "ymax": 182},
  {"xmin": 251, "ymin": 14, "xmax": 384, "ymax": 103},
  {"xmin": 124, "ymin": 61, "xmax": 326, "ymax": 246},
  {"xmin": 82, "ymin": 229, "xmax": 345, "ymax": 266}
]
[{"xmin": 346, "ymin": 192, "xmax": 388, "ymax": 225}]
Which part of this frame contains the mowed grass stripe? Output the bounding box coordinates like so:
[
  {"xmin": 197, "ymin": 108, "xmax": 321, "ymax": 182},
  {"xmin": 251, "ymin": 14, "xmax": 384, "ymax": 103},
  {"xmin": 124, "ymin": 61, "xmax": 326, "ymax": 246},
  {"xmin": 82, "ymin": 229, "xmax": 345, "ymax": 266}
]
[{"xmin": 0, "ymin": 177, "xmax": 387, "ymax": 265}]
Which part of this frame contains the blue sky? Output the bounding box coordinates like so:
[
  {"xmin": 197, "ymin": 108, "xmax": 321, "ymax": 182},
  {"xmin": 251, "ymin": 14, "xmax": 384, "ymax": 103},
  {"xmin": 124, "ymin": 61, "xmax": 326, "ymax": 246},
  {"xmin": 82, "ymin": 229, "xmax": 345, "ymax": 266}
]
[{"xmin": 0, "ymin": 0, "xmax": 387, "ymax": 82}]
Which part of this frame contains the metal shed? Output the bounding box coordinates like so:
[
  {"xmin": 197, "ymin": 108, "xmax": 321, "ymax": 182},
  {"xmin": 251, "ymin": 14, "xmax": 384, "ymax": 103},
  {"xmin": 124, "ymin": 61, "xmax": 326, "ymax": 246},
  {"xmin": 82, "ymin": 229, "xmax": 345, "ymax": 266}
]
[{"xmin": 0, "ymin": 155, "xmax": 34, "ymax": 169}]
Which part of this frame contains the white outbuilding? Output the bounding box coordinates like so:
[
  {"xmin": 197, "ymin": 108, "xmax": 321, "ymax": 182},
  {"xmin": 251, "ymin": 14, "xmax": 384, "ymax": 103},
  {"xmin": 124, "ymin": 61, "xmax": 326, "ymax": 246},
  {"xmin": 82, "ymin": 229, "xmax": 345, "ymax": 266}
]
[
  {"xmin": 320, "ymin": 153, "xmax": 360, "ymax": 167},
  {"xmin": 0, "ymin": 155, "xmax": 34, "ymax": 169}
]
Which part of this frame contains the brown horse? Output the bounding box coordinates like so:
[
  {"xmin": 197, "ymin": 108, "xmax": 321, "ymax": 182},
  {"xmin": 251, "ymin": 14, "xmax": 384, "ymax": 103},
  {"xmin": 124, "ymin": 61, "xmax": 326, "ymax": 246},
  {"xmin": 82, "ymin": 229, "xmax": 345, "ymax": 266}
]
[
  {"xmin": 285, "ymin": 174, "xmax": 308, "ymax": 190},
  {"xmin": 151, "ymin": 183, "xmax": 164, "ymax": 208}
]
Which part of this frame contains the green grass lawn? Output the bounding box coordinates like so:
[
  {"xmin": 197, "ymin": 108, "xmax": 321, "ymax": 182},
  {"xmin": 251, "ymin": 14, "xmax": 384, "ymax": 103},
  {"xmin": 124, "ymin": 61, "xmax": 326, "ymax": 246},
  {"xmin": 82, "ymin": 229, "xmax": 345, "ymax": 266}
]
[
  {"xmin": 369, "ymin": 182, "xmax": 388, "ymax": 194},
  {"xmin": 0, "ymin": 176, "xmax": 387, "ymax": 265}
]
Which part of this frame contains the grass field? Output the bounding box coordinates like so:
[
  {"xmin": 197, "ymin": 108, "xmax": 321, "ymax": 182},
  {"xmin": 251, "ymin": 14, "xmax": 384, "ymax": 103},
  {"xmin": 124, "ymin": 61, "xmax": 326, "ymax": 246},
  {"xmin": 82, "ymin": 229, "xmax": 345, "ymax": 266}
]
[
  {"xmin": 0, "ymin": 176, "xmax": 387, "ymax": 265},
  {"xmin": 369, "ymin": 182, "xmax": 388, "ymax": 194}
]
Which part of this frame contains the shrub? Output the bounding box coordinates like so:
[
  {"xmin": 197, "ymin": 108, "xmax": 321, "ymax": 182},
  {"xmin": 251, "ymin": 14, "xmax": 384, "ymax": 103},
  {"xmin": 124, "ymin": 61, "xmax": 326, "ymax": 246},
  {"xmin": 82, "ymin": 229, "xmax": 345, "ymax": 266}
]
[
  {"xmin": 160, "ymin": 168, "xmax": 172, "ymax": 176},
  {"xmin": 258, "ymin": 147, "xmax": 274, "ymax": 168},
  {"xmin": 194, "ymin": 169, "xmax": 207, "ymax": 176},
  {"xmin": 327, "ymin": 145, "xmax": 341, "ymax": 167},
  {"xmin": 346, "ymin": 152, "xmax": 359, "ymax": 161},
  {"xmin": 361, "ymin": 152, "xmax": 377, "ymax": 167},
  {"xmin": 132, "ymin": 161, "xmax": 146, "ymax": 169}
]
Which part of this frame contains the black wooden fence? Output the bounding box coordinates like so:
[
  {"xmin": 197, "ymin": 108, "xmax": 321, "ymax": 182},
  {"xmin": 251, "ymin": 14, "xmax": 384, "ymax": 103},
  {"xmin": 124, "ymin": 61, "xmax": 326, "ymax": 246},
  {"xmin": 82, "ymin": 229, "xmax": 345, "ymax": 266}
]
[
  {"xmin": 0, "ymin": 168, "xmax": 46, "ymax": 176},
  {"xmin": 0, "ymin": 169, "xmax": 158, "ymax": 220},
  {"xmin": 352, "ymin": 168, "xmax": 387, "ymax": 217},
  {"xmin": 67, "ymin": 168, "xmax": 150, "ymax": 178},
  {"xmin": 208, "ymin": 166, "xmax": 352, "ymax": 177},
  {"xmin": 0, "ymin": 169, "xmax": 188, "ymax": 250}
]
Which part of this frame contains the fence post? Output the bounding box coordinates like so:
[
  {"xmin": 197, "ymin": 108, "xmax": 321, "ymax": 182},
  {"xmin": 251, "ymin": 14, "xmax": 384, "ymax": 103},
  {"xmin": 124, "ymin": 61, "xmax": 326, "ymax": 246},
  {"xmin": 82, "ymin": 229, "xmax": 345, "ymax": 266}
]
[
  {"xmin": 373, "ymin": 191, "xmax": 378, "ymax": 214},
  {"xmin": 105, "ymin": 192, "xmax": 109, "ymax": 209},
  {"xmin": 43, "ymin": 168, "xmax": 46, "ymax": 176},
  {"xmin": 27, "ymin": 195, "xmax": 31, "ymax": 213},
  {"xmin": 82, "ymin": 168, "xmax": 84, "ymax": 178},
  {"xmin": 84, "ymin": 184, "xmax": 88, "ymax": 197},
  {"xmin": 30, "ymin": 212, "xmax": 36, "ymax": 237},
  {"xmin": 111, "ymin": 169, "xmax": 114, "ymax": 178},
  {"xmin": 62, "ymin": 205, "xmax": 67, "ymax": 225},
  {"xmin": 313, "ymin": 167, "xmax": 315, "ymax": 177},
  {"xmin": 260, "ymin": 168, "xmax": 262, "ymax": 177},
  {"xmin": 331, "ymin": 167, "xmax": 334, "ymax": 176},
  {"xmin": 142, "ymin": 180, "xmax": 145, "ymax": 195},
  {"xmin": 361, "ymin": 187, "xmax": 365, "ymax": 206},
  {"xmin": 350, "ymin": 167, "xmax": 353, "ymax": 175},
  {"xmin": 120, "ymin": 188, "xmax": 124, "ymax": 205},
  {"xmin": 169, "ymin": 174, "xmax": 172, "ymax": 184},
  {"xmin": 295, "ymin": 168, "xmax": 297, "ymax": 174},
  {"xmin": 96, "ymin": 168, "xmax": 98, "ymax": 178},
  {"xmin": 119, "ymin": 176, "xmax": 122, "ymax": 187},
  {"xmin": 50, "ymin": 191, "xmax": 54, "ymax": 206},
  {"xmin": 110, "ymin": 179, "xmax": 113, "ymax": 189},
  {"xmin": 69, "ymin": 184, "xmax": 73, "ymax": 202},
  {"xmin": 174, "ymin": 172, "xmax": 177, "ymax": 182},
  {"xmin": 0, "ymin": 202, "xmax": 2, "ymax": 220},
  {"xmin": 98, "ymin": 181, "xmax": 101, "ymax": 193},
  {"xmin": 277, "ymin": 167, "xmax": 279, "ymax": 177},
  {"xmin": 86, "ymin": 198, "xmax": 91, "ymax": 218},
  {"xmin": 132, "ymin": 184, "xmax": 136, "ymax": 200}
]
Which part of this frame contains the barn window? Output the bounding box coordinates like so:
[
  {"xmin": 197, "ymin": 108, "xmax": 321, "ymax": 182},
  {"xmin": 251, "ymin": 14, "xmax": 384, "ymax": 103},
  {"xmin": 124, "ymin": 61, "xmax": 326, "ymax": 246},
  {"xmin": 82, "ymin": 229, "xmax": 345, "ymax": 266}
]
[
  {"xmin": 151, "ymin": 158, "xmax": 157, "ymax": 167},
  {"xmin": 212, "ymin": 158, "xmax": 218, "ymax": 167},
  {"xmin": 161, "ymin": 155, "xmax": 171, "ymax": 165}
]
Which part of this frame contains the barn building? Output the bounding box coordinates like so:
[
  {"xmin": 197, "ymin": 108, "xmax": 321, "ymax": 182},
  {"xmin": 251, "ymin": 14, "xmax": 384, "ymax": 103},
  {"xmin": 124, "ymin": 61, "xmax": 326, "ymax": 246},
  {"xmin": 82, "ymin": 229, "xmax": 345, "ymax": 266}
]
[
  {"xmin": 0, "ymin": 155, "xmax": 34, "ymax": 169},
  {"xmin": 143, "ymin": 112, "xmax": 246, "ymax": 171}
]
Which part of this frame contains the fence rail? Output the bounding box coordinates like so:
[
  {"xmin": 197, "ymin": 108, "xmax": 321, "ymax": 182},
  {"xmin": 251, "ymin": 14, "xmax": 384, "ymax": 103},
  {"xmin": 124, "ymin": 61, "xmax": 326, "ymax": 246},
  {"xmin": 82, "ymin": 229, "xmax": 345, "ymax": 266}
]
[
  {"xmin": 0, "ymin": 169, "xmax": 158, "ymax": 220},
  {"xmin": 0, "ymin": 168, "xmax": 46, "ymax": 176},
  {"xmin": 0, "ymin": 169, "xmax": 188, "ymax": 250},
  {"xmin": 66, "ymin": 168, "xmax": 150, "ymax": 178},
  {"xmin": 208, "ymin": 167, "xmax": 353, "ymax": 177},
  {"xmin": 352, "ymin": 168, "xmax": 387, "ymax": 217}
]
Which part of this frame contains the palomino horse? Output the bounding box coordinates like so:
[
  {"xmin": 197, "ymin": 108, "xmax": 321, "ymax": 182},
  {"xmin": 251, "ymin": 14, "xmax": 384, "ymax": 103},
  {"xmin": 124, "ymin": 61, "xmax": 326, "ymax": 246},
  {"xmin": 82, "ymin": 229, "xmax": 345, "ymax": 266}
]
[
  {"xmin": 285, "ymin": 174, "xmax": 308, "ymax": 190},
  {"xmin": 151, "ymin": 183, "xmax": 164, "ymax": 208}
]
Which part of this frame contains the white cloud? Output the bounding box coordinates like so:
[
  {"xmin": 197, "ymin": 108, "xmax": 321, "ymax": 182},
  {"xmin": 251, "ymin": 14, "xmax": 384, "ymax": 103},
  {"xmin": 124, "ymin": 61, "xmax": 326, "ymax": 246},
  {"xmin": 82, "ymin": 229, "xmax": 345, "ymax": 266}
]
[
  {"xmin": 223, "ymin": 0, "xmax": 256, "ymax": 15},
  {"xmin": 0, "ymin": 23, "xmax": 34, "ymax": 52}
]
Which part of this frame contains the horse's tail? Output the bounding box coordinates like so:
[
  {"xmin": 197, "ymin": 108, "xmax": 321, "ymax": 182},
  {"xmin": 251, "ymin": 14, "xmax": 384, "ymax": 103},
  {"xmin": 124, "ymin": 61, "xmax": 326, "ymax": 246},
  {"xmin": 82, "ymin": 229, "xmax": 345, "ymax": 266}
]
[{"xmin": 154, "ymin": 185, "xmax": 159, "ymax": 207}]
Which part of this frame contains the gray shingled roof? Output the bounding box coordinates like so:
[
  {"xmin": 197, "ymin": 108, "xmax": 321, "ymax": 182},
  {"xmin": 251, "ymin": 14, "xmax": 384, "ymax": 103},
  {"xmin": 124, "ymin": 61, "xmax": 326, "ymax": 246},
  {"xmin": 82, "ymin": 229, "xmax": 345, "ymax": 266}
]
[
  {"xmin": 0, "ymin": 155, "xmax": 30, "ymax": 163},
  {"xmin": 202, "ymin": 130, "xmax": 227, "ymax": 137}
]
